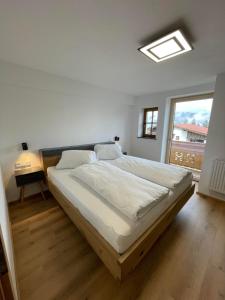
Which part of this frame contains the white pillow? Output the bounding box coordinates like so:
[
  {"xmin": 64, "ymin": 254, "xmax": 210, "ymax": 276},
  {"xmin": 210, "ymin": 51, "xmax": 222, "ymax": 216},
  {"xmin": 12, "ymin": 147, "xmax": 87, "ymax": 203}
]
[
  {"xmin": 94, "ymin": 143, "xmax": 123, "ymax": 160},
  {"xmin": 56, "ymin": 150, "xmax": 97, "ymax": 169}
]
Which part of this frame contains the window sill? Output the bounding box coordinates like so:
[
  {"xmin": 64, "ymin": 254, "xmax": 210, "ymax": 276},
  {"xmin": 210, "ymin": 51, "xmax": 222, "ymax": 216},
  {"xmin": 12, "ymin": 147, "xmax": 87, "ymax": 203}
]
[{"xmin": 137, "ymin": 137, "xmax": 157, "ymax": 140}]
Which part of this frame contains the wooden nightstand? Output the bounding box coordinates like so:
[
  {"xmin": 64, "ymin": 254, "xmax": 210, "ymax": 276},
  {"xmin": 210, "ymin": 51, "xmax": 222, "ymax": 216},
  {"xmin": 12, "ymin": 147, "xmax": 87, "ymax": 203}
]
[{"xmin": 15, "ymin": 166, "xmax": 46, "ymax": 202}]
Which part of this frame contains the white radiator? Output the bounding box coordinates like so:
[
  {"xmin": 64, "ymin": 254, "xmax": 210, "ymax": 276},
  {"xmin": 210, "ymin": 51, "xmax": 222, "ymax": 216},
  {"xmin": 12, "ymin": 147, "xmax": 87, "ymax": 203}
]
[{"xmin": 210, "ymin": 159, "xmax": 225, "ymax": 194}]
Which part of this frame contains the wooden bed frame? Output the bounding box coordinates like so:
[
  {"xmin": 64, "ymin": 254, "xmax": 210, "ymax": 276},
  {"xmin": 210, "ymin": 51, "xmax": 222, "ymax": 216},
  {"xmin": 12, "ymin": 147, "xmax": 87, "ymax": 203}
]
[{"xmin": 39, "ymin": 142, "xmax": 195, "ymax": 281}]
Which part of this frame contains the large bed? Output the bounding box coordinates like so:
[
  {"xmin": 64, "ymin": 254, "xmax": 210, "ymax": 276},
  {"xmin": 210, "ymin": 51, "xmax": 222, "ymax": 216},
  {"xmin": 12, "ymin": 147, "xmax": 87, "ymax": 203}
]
[{"xmin": 40, "ymin": 142, "xmax": 194, "ymax": 280}]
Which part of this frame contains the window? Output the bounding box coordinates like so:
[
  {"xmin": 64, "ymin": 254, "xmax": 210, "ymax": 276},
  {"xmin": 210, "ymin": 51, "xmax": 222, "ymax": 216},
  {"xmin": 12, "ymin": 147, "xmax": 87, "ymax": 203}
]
[{"xmin": 142, "ymin": 107, "xmax": 158, "ymax": 138}]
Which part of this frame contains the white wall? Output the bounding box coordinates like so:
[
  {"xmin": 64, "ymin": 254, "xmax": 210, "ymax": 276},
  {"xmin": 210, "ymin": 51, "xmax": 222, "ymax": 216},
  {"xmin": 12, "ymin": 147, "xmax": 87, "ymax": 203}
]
[
  {"xmin": 0, "ymin": 167, "xmax": 19, "ymax": 299},
  {"xmin": 1, "ymin": 59, "xmax": 223, "ymax": 202},
  {"xmin": 199, "ymin": 73, "xmax": 225, "ymax": 201},
  {"xmin": 0, "ymin": 61, "xmax": 134, "ymax": 202},
  {"xmin": 130, "ymin": 82, "xmax": 215, "ymax": 162}
]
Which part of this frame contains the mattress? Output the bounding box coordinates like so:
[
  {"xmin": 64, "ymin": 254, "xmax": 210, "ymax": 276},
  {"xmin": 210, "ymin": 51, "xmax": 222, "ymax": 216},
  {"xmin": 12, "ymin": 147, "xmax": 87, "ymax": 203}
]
[{"xmin": 47, "ymin": 167, "xmax": 192, "ymax": 253}]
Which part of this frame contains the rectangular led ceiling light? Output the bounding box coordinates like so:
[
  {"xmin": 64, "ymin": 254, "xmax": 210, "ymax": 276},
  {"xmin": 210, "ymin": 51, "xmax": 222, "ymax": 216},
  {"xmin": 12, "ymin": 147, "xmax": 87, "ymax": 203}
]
[{"xmin": 139, "ymin": 29, "xmax": 192, "ymax": 62}]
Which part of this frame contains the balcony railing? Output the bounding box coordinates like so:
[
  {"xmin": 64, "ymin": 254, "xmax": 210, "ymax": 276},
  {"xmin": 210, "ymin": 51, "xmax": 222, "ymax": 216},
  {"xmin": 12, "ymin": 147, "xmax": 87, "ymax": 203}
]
[{"xmin": 169, "ymin": 141, "xmax": 206, "ymax": 171}]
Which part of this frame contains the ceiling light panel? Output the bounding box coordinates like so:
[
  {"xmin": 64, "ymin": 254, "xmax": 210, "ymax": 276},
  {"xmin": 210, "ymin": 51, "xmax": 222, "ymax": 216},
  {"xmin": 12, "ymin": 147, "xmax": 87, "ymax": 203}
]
[{"xmin": 139, "ymin": 30, "xmax": 192, "ymax": 62}]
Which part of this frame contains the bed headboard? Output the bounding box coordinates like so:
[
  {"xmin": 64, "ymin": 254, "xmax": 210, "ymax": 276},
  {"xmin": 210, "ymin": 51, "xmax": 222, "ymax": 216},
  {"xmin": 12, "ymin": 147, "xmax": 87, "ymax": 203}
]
[{"xmin": 39, "ymin": 141, "xmax": 115, "ymax": 175}]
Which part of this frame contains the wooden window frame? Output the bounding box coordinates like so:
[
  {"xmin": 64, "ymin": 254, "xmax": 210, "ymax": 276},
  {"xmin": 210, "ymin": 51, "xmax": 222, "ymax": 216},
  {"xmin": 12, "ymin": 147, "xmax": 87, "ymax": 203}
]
[{"xmin": 143, "ymin": 107, "xmax": 158, "ymax": 139}]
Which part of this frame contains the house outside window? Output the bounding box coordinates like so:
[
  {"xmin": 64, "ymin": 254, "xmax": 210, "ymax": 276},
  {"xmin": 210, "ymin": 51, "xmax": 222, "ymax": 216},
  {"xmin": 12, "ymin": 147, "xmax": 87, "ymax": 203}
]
[{"xmin": 173, "ymin": 124, "xmax": 208, "ymax": 143}]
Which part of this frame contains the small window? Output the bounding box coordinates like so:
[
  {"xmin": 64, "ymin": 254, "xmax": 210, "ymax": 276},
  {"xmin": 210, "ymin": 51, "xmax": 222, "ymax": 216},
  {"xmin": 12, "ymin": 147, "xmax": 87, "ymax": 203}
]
[{"xmin": 143, "ymin": 107, "xmax": 158, "ymax": 139}]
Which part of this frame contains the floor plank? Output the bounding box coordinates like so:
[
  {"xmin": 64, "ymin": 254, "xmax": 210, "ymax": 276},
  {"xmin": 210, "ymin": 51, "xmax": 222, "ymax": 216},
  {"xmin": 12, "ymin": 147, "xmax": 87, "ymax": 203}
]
[
  {"xmin": 10, "ymin": 192, "xmax": 225, "ymax": 300},
  {"xmin": 9, "ymin": 192, "xmax": 57, "ymax": 225}
]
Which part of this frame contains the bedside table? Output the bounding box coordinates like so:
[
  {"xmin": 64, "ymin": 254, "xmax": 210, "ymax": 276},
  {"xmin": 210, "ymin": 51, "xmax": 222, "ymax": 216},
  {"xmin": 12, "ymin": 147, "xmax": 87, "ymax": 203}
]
[{"xmin": 15, "ymin": 167, "xmax": 46, "ymax": 202}]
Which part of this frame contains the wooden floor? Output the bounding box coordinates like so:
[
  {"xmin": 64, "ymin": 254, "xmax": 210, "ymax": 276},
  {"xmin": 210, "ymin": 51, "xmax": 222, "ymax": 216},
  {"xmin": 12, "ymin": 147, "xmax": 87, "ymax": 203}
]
[
  {"xmin": 10, "ymin": 191, "xmax": 225, "ymax": 300},
  {"xmin": 9, "ymin": 192, "xmax": 57, "ymax": 225}
]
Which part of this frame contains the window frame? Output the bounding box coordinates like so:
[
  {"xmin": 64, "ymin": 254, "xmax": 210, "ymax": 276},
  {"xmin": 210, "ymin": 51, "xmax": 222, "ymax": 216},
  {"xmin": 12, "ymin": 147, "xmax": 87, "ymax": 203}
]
[{"xmin": 142, "ymin": 107, "xmax": 158, "ymax": 139}]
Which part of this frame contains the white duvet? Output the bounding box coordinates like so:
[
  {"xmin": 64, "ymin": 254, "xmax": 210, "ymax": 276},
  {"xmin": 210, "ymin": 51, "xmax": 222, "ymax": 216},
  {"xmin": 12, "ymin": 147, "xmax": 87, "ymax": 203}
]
[
  {"xmin": 70, "ymin": 161, "xmax": 169, "ymax": 221},
  {"xmin": 108, "ymin": 156, "xmax": 192, "ymax": 189}
]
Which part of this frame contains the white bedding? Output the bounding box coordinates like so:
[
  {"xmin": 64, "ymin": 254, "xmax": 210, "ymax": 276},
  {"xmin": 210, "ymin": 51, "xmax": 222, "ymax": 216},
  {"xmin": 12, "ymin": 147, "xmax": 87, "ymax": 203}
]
[
  {"xmin": 107, "ymin": 155, "xmax": 192, "ymax": 189},
  {"xmin": 71, "ymin": 161, "xmax": 169, "ymax": 221},
  {"xmin": 47, "ymin": 166, "xmax": 192, "ymax": 253}
]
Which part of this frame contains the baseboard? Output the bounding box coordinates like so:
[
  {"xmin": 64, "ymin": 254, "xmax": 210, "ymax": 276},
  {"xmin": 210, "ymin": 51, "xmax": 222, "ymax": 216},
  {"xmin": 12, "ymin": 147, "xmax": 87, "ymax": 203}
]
[{"xmin": 196, "ymin": 191, "xmax": 225, "ymax": 202}]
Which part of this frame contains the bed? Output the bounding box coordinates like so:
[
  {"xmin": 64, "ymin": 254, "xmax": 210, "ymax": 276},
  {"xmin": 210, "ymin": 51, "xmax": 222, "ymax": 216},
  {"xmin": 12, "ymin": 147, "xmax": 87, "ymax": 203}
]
[{"xmin": 40, "ymin": 142, "xmax": 194, "ymax": 280}]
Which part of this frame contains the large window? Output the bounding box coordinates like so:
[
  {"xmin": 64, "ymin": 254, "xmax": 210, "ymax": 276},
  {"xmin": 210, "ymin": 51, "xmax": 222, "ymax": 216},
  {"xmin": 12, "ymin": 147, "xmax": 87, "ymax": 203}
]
[{"xmin": 143, "ymin": 107, "xmax": 158, "ymax": 138}]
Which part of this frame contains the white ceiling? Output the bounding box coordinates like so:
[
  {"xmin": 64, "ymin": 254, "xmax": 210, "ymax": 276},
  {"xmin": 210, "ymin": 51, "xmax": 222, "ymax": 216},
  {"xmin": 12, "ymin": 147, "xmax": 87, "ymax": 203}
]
[{"xmin": 0, "ymin": 0, "xmax": 225, "ymax": 96}]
